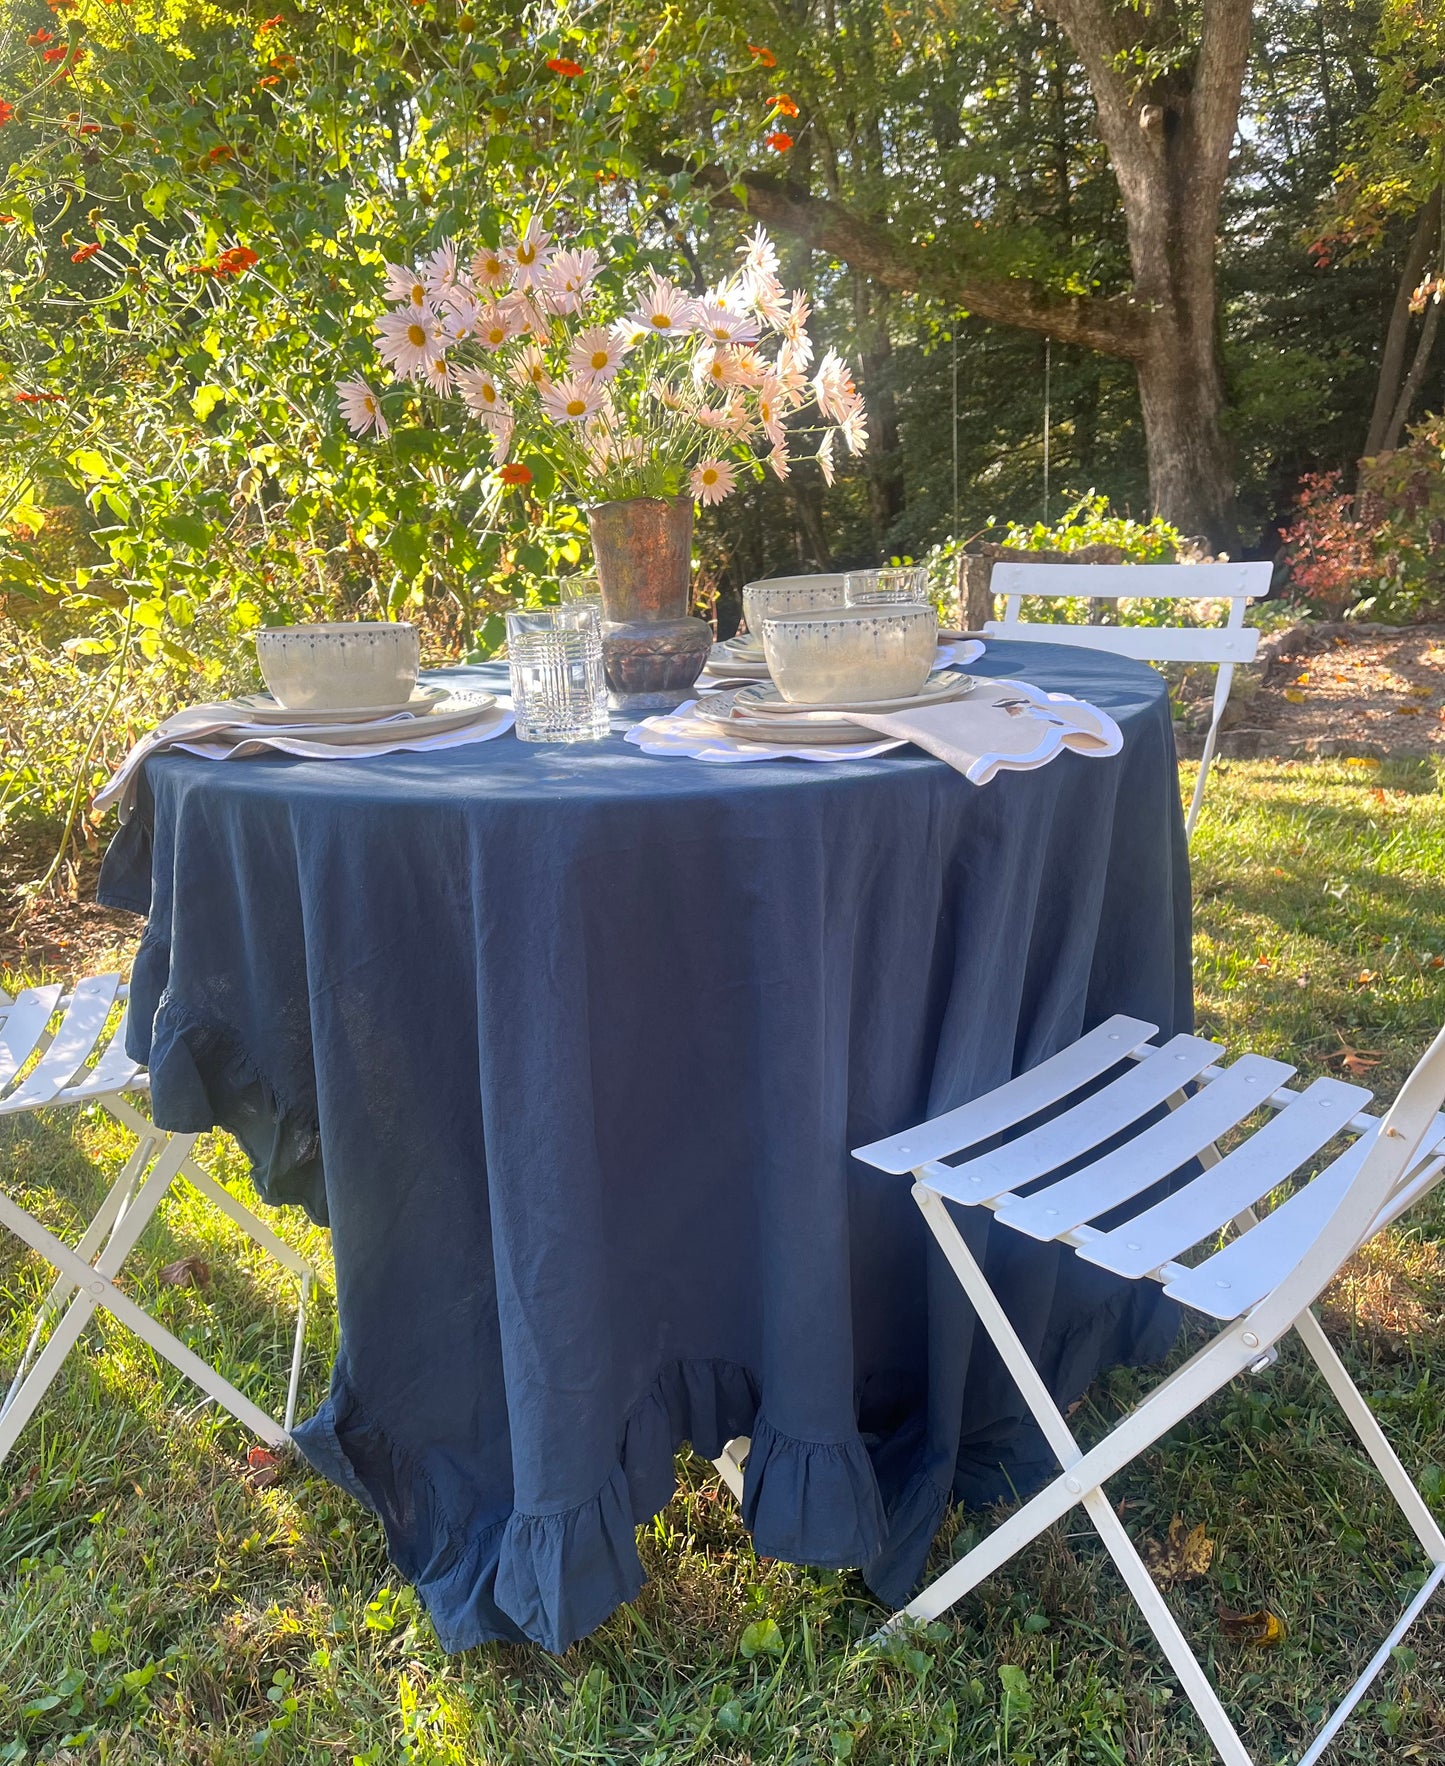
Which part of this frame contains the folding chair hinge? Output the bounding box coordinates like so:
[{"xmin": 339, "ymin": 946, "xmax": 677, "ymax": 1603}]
[{"xmin": 1247, "ymin": 1345, "xmax": 1279, "ymax": 1376}]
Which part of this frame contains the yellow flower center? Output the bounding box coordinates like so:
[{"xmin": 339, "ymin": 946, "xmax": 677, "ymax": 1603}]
[
  {"xmin": 590, "ymin": 350, "xmax": 608, "ymax": 370},
  {"xmin": 486, "ymin": 328, "xmax": 505, "ymax": 345},
  {"xmin": 410, "ymin": 283, "xmax": 425, "ymax": 305},
  {"xmin": 566, "ymin": 397, "xmax": 587, "ymax": 417},
  {"xmin": 702, "ymin": 468, "xmax": 718, "ymax": 485},
  {"xmin": 650, "ymin": 314, "xmax": 672, "ymax": 329},
  {"xmin": 363, "ymin": 397, "xmax": 376, "ymax": 415},
  {"xmin": 517, "ymin": 243, "xmax": 536, "ymax": 265},
  {"xmin": 406, "ymin": 322, "xmax": 427, "ymax": 347},
  {"xmin": 481, "ymin": 385, "xmax": 495, "ymax": 404},
  {"xmin": 485, "ymin": 257, "xmax": 502, "ymax": 276}
]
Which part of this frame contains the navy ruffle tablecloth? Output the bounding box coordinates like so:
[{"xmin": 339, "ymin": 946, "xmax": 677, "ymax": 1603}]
[{"xmin": 98, "ymin": 642, "xmax": 1191, "ymax": 1654}]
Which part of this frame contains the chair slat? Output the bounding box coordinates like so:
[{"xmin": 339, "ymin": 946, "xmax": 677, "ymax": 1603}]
[
  {"xmin": 989, "ymin": 562, "xmax": 1272, "ymax": 601},
  {"xmin": 53, "ymin": 1001, "xmax": 143, "ymax": 1103},
  {"xmin": 1077, "ymin": 1076, "xmax": 1372, "ymax": 1278},
  {"xmin": 852, "ymin": 1014, "xmax": 1158, "ymax": 1173},
  {"xmin": 995, "ymin": 1054, "xmax": 1297, "ymax": 1242},
  {"xmin": 921, "ymin": 1034, "xmax": 1223, "ymax": 1207},
  {"xmin": 980, "ymin": 624, "xmax": 1260, "ymax": 665},
  {"xmin": 0, "ymin": 985, "xmax": 64, "ymax": 1089},
  {"xmin": 0, "ymin": 975, "xmax": 121, "ymax": 1113},
  {"xmin": 1163, "ymin": 1133, "xmax": 1375, "ymax": 1320}
]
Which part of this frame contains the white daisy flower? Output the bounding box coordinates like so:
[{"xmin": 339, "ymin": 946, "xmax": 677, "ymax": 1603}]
[
  {"xmin": 568, "ymin": 325, "xmax": 629, "ymax": 381},
  {"xmin": 501, "ymin": 291, "xmax": 552, "ymax": 342},
  {"xmin": 782, "ymin": 291, "xmax": 813, "ymax": 350},
  {"xmin": 693, "ymin": 347, "xmax": 735, "ymax": 393},
  {"xmin": 740, "ymin": 224, "xmax": 779, "ymax": 281},
  {"xmin": 337, "ymin": 377, "xmax": 389, "ymax": 439},
  {"xmin": 694, "ymin": 302, "xmax": 760, "ymax": 347},
  {"xmin": 690, "ymin": 458, "xmax": 737, "ymax": 505},
  {"xmin": 422, "ymin": 354, "xmax": 455, "ymax": 394},
  {"xmin": 626, "ymin": 273, "xmax": 696, "ymax": 338},
  {"xmin": 767, "ymin": 442, "xmax": 790, "ymax": 480},
  {"xmin": 506, "ymin": 218, "xmax": 553, "ymax": 290},
  {"xmin": 375, "ymin": 309, "xmax": 446, "ymax": 379},
  {"xmin": 727, "ymin": 347, "xmax": 766, "ymax": 389},
  {"xmin": 839, "ymin": 400, "xmax": 869, "ymax": 455},
  {"xmin": 812, "ymin": 349, "xmax": 857, "ymax": 424},
  {"xmin": 817, "ymin": 428, "xmax": 836, "ymax": 486},
  {"xmin": 455, "ymin": 366, "xmax": 510, "ymax": 423},
  {"xmin": 508, "ymin": 344, "xmax": 552, "ymax": 394},
  {"xmin": 755, "ymin": 374, "xmax": 787, "ymax": 448},
  {"xmin": 747, "ymin": 269, "xmax": 789, "ymax": 331},
  {"xmin": 441, "ymin": 285, "xmax": 483, "ymax": 341},
  {"xmin": 383, "ymin": 262, "xmax": 429, "ymax": 309},
  {"xmin": 540, "ymin": 374, "xmax": 607, "ymax": 423},
  {"xmin": 491, "ymin": 414, "xmax": 515, "ymax": 462},
  {"xmin": 475, "ymin": 303, "xmax": 523, "ymax": 351},
  {"xmin": 423, "ymin": 240, "xmax": 462, "ymax": 299},
  {"xmin": 543, "ymin": 247, "xmax": 599, "ymax": 314},
  {"xmin": 773, "ymin": 345, "xmax": 810, "ymax": 403},
  {"xmin": 471, "ymin": 243, "xmax": 511, "ymax": 294}
]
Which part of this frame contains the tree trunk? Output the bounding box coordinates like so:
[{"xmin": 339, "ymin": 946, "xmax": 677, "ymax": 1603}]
[
  {"xmin": 1364, "ymin": 190, "xmax": 1441, "ymax": 459},
  {"xmin": 1136, "ymin": 314, "xmax": 1237, "ymax": 545},
  {"xmin": 1382, "ymin": 294, "xmax": 1441, "ymax": 453}
]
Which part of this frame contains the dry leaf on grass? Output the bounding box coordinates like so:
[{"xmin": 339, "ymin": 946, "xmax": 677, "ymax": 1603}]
[
  {"xmin": 1333, "ymin": 1035, "xmax": 1382, "ymax": 1077},
  {"xmin": 159, "ymin": 1256, "xmax": 211, "ymax": 1288},
  {"xmin": 244, "ymin": 1445, "xmax": 286, "ymax": 1491},
  {"xmin": 1142, "ymin": 1516, "xmax": 1215, "ymax": 1586},
  {"xmin": 1217, "ymin": 1604, "xmax": 1287, "ymax": 1647}
]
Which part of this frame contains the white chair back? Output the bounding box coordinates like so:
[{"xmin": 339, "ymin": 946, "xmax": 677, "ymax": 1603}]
[{"xmin": 985, "ymin": 561, "xmax": 1272, "ymax": 840}]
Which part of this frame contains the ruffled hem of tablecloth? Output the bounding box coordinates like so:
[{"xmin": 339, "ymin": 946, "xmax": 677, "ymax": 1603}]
[{"xmin": 291, "ymin": 1354, "xmax": 901, "ymax": 1655}]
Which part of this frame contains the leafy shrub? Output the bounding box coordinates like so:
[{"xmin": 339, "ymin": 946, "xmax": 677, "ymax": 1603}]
[{"xmin": 1278, "ymin": 471, "xmax": 1379, "ymax": 617}]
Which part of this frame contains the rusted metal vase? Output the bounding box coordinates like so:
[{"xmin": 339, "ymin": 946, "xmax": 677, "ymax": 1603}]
[{"xmin": 587, "ymin": 496, "xmax": 712, "ymax": 712}]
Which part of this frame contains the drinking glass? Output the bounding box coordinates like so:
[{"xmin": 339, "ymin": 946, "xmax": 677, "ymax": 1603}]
[
  {"xmin": 844, "ymin": 566, "xmax": 930, "ymax": 607},
  {"xmin": 506, "ymin": 605, "xmax": 610, "ymax": 743},
  {"xmin": 558, "ymin": 574, "xmax": 604, "ymax": 618}
]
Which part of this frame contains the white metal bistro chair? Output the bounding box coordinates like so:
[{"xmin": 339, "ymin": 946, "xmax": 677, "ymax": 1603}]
[
  {"xmin": 985, "ymin": 561, "xmax": 1271, "ymax": 840},
  {"xmin": 1, "ymin": 974, "xmax": 316, "ymax": 1465},
  {"xmin": 855, "ymin": 1015, "xmax": 1445, "ymax": 1766}
]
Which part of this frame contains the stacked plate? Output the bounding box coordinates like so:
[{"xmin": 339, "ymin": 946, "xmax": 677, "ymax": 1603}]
[
  {"xmin": 693, "ymin": 672, "xmax": 974, "ymax": 746},
  {"xmin": 227, "ymin": 684, "xmax": 497, "ymax": 744}
]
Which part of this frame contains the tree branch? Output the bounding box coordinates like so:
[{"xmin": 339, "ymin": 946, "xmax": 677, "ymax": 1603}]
[{"xmin": 694, "ymin": 168, "xmax": 1147, "ymax": 359}]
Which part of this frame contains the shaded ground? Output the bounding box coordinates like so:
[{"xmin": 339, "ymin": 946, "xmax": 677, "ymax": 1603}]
[{"xmin": 1212, "ymin": 621, "xmax": 1445, "ymax": 758}]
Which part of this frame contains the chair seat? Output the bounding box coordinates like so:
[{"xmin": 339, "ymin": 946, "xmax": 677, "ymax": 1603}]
[
  {"xmin": 0, "ymin": 976, "xmax": 140, "ymax": 1116},
  {"xmin": 854, "ymin": 1014, "xmax": 1445, "ymax": 1323}
]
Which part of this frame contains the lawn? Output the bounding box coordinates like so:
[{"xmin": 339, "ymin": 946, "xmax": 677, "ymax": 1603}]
[{"xmin": 2, "ymin": 755, "xmax": 1443, "ymax": 1766}]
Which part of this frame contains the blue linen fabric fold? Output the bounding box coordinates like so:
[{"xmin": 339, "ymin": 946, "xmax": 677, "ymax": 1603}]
[{"xmin": 99, "ymin": 643, "xmax": 1191, "ymax": 1652}]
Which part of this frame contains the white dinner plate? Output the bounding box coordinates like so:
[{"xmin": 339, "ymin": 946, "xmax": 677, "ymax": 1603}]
[
  {"xmin": 734, "ymin": 672, "xmax": 975, "ymax": 717},
  {"xmin": 235, "ymin": 685, "xmax": 452, "ymax": 725},
  {"xmin": 219, "ymin": 694, "xmax": 497, "ymax": 745},
  {"xmin": 692, "ymin": 692, "xmax": 886, "ymax": 746}
]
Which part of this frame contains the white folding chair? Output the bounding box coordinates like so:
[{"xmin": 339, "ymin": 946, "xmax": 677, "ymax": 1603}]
[
  {"xmin": 855, "ymin": 1015, "xmax": 1445, "ymax": 1766},
  {"xmin": 1, "ymin": 974, "xmax": 317, "ymax": 1464},
  {"xmin": 985, "ymin": 561, "xmax": 1271, "ymax": 840}
]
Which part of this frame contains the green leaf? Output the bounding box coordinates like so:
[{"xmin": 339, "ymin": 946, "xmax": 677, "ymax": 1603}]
[
  {"xmin": 739, "ymin": 1618, "xmax": 784, "ymax": 1658},
  {"xmin": 192, "ymin": 384, "xmax": 226, "ymax": 421},
  {"xmin": 159, "ymin": 514, "xmax": 215, "ymax": 552},
  {"xmin": 997, "ymin": 1663, "xmax": 1033, "ymax": 1710},
  {"xmin": 69, "ymin": 448, "xmax": 118, "ymax": 483}
]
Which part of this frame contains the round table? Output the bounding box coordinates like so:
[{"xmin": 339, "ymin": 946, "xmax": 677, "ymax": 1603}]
[{"xmin": 100, "ymin": 641, "xmax": 1192, "ymax": 1653}]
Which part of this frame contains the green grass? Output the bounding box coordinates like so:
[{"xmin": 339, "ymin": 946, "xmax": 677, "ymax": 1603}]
[{"xmin": 2, "ymin": 755, "xmax": 1444, "ymax": 1764}]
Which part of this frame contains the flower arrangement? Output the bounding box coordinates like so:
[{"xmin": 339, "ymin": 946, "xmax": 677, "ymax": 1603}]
[{"xmin": 337, "ymin": 220, "xmax": 868, "ymax": 507}]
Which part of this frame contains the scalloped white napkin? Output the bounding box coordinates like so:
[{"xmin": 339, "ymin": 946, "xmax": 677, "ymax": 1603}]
[
  {"xmin": 96, "ymin": 700, "xmax": 515, "ymax": 822},
  {"xmin": 624, "ymin": 678, "xmax": 1121, "ymax": 782}
]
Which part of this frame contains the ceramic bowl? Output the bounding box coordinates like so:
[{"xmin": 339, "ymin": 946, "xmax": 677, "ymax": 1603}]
[
  {"xmin": 742, "ymin": 573, "xmax": 846, "ymax": 634},
  {"xmin": 759, "ymin": 602, "xmax": 938, "ymax": 704},
  {"xmin": 254, "ymin": 622, "xmax": 419, "ymax": 711}
]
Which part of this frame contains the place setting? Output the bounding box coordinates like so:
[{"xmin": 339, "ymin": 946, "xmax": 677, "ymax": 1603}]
[
  {"xmin": 94, "ymin": 621, "xmax": 512, "ymax": 821},
  {"xmin": 628, "ymin": 568, "xmax": 1123, "ymax": 781}
]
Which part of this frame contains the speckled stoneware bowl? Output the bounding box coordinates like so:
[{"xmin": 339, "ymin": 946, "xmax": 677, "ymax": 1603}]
[
  {"xmin": 254, "ymin": 621, "xmax": 419, "ymax": 711},
  {"xmin": 741, "ymin": 573, "xmax": 846, "ymax": 633},
  {"xmin": 759, "ymin": 602, "xmax": 937, "ymax": 704}
]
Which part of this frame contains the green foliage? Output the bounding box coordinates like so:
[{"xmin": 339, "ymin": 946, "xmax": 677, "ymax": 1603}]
[
  {"xmin": 995, "ymin": 489, "xmax": 1183, "ymax": 562},
  {"xmin": 1359, "ymin": 414, "xmax": 1445, "ymax": 619}
]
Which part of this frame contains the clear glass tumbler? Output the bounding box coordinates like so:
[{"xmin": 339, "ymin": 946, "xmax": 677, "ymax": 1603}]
[
  {"xmin": 506, "ymin": 605, "xmax": 610, "ymax": 743},
  {"xmin": 844, "ymin": 566, "xmax": 930, "ymax": 607},
  {"xmin": 558, "ymin": 573, "xmax": 604, "ymax": 618}
]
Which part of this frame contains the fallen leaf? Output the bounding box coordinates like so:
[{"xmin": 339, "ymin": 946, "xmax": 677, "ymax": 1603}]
[
  {"xmin": 1355, "ymin": 969, "xmax": 1379, "ymax": 987},
  {"xmin": 1142, "ymin": 1516, "xmax": 1215, "ymax": 1586},
  {"xmin": 1217, "ymin": 1605, "xmax": 1287, "ymax": 1647},
  {"xmin": 1345, "ymin": 757, "xmax": 1381, "ymax": 769},
  {"xmin": 1396, "ymin": 704, "xmax": 1422, "ymax": 716},
  {"xmin": 1430, "ymin": 956, "xmax": 1445, "ymax": 970},
  {"xmin": 1407, "ymin": 684, "xmax": 1433, "ymax": 698},
  {"xmin": 1283, "ymin": 689, "xmax": 1307, "ymax": 704},
  {"xmin": 158, "ymin": 1256, "xmax": 210, "ymax": 1288},
  {"xmin": 1292, "ymin": 671, "xmax": 1310, "ymax": 686},
  {"xmin": 244, "ymin": 1445, "xmax": 285, "ymax": 1490},
  {"xmin": 1335, "ymin": 1037, "xmax": 1382, "ymax": 1075}
]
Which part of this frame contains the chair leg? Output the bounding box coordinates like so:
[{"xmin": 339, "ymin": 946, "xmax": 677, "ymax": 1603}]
[
  {"xmin": 1292, "ymin": 1307, "xmax": 1445, "ymax": 1564},
  {"xmin": 712, "ymin": 1436, "xmax": 749, "ymax": 1501},
  {"xmin": 0, "ymin": 1137, "xmax": 289, "ymax": 1460}
]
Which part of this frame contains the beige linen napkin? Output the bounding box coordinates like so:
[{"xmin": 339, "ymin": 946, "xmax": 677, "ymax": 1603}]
[
  {"xmin": 95, "ymin": 700, "xmax": 513, "ymax": 823},
  {"xmin": 839, "ymin": 679, "xmax": 1121, "ymax": 782}
]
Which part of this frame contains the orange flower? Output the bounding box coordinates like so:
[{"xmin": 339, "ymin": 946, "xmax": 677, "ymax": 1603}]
[
  {"xmin": 257, "ymin": 75, "xmax": 280, "ymax": 87},
  {"xmin": 767, "ymin": 93, "xmax": 799, "ymax": 117},
  {"xmin": 499, "ymin": 462, "xmax": 533, "ymax": 487},
  {"xmin": 546, "ymin": 56, "xmax": 583, "ymax": 76},
  {"xmin": 14, "ymin": 390, "xmax": 64, "ymax": 403},
  {"xmin": 0, "ymin": 102, "xmax": 13, "ymax": 126},
  {"xmin": 28, "ymin": 27, "xmax": 53, "ymax": 43},
  {"xmin": 71, "ymin": 241, "xmax": 101, "ymax": 262},
  {"xmin": 747, "ymin": 44, "xmax": 776, "ymax": 67},
  {"xmin": 43, "ymin": 45, "xmax": 66, "ymax": 61},
  {"xmin": 765, "ymin": 130, "xmax": 794, "ymax": 152},
  {"xmin": 208, "ymin": 143, "xmax": 234, "ymax": 161},
  {"xmin": 216, "ymin": 245, "xmax": 259, "ymax": 275},
  {"xmin": 78, "ymin": 121, "xmax": 101, "ymax": 133},
  {"xmin": 269, "ymin": 52, "xmax": 296, "ymax": 71},
  {"xmin": 259, "ymin": 12, "xmax": 283, "ymax": 29},
  {"xmin": 0, "ymin": 215, "xmax": 15, "ymax": 224}
]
